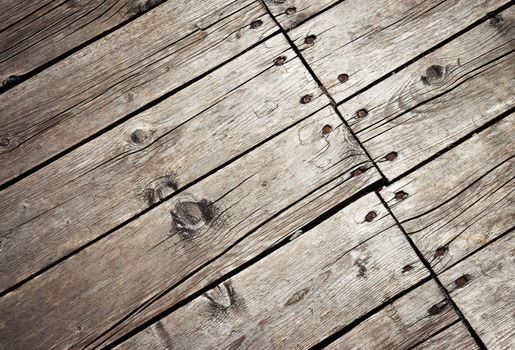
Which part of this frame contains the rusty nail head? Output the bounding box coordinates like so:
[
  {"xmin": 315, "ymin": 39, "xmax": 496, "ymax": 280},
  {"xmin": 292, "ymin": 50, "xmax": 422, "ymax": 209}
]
[
  {"xmin": 356, "ymin": 109, "xmax": 368, "ymax": 118},
  {"xmin": 321, "ymin": 125, "xmax": 332, "ymax": 135},
  {"xmin": 305, "ymin": 34, "xmax": 317, "ymax": 45},
  {"xmin": 394, "ymin": 191, "xmax": 408, "ymax": 200},
  {"xmin": 385, "ymin": 151, "xmax": 398, "ymax": 161},
  {"xmin": 338, "ymin": 73, "xmax": 349, "ymax": 83},
  {"xmin": 300, "ymin": 94, "xmax": 313, "ymax": 104},
  {"xmin": 274, "ymin": 56, "xmax": 287, "ymax": 66},
  {"xmin": 250, "ymin": 19, "xmax": 263, "ymax": 29},
  {"xmin": 365, "ymin": 211, "xmax": 377, "ymax": 222}
]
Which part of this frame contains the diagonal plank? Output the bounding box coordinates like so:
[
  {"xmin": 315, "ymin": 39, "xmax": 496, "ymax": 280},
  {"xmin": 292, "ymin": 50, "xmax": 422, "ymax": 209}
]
[
  {"xmin": 326, "ymin": 281, "xmax": 459, "ymax": 350},
  {"xmin": 0, "ymin": 34, "xmax": 329, "ymax": 293},
  {"xmin": 439, "ymin": 232, "xmax": 514, "ymax": 350},
  {"xmin": 338, "ymin": 6, "xmax": 514, "ymax": 180},
  {"xmin": 412, "ymin": 322, "xmax": 479, "ymax": 350},
  {"xmin": 263, "ymin": 0, "xmax": 340, "ymax": 30},
  {"xmin": 287, "ymin": 0, "xmax": 509, "ymax": 104},
  {"xmin": 0, "ymin": 106, "xmax": 381, "ymax": 349},
  {"xmin": 0, "ymin": 0, "xmax": 277, "ymax": 185},
  {"xmin": 0, "ymin": 0, "xmax": 167, "ymax": 87},
  {"xmin": 117, "ymin": 193, "xmax": 429, "ymax": 350},
  {"xmin": 381, "ymin": 115, "xmax": 514, "ymax": 273}
]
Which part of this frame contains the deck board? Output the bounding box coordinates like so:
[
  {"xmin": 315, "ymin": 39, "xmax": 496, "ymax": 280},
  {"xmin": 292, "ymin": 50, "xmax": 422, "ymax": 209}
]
[
  {"xmin": 0, "ymin": 34, "xmax": 330, "ymax": 293},
  {"xmin": 413, "ymin": 322, "xmax": 479, "ymax": 350},
  {"xmin": 0, "ymin": 0, "xmax": 277, "ymax": 185}
]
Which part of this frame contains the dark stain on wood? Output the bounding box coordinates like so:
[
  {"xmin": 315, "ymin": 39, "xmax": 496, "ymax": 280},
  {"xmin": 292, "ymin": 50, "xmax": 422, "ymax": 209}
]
[
  {"xmin": 284, "ymin": 288, "xmax": 309, "ymax": 307},
  {"xmin": 454, "ymin": 274, "xmax": 472, "ymax": 288},
  {"xmin": 421, "ymin": 65, "xmax": 445, "ymax": 86},
  {"xmin": 129, "ymin": 128, "xmax": 152, "ymax": 145},
  {"xmin": 304, "ymin": 35, "xmax": 317, "ymax": 45},
  {"xmin": 427, "ymin": 300, "xmax": 449, "ymax": 316},
  {"xmin": 228, "ymin": 335, "xmax": 246, "ymax": 350},
  {"xmin": 170, "ymin": 198, "xmax": 217, "ymax": 240},
  {"xmin": 274, "ymin": 56, "xmax": 287, "ymax": 66},
  {"xmin": 402, "ymin": 264, "xmax": 413, "ymax": 273},
  {"xmin": 250, "ymin": 19, "xmax": 263, "ymax": 29},
  {"xmin": 364, "ymin": 211, "xmax": 377, "ymax": 222},
  {"xmin": 141, "ymin": 174, "xmax": 179, "ymax": 205},
  {"xmin": 434, "ymin": 245, "xmax": 448, "ymax": 258},
  {"xmin": 354, "ymin": 258, "xmax": 368, "ymax": 278},
  {"xmin": 394, "ymin": 191, "xmax": 409, "ymax": 201},
  {"xmin": 351, "ymin": 166, "xmax": 368, "ymax": 177},
  {"xmin": 132, "ymin": 0, "xmax": 166, "ymax": 15}
]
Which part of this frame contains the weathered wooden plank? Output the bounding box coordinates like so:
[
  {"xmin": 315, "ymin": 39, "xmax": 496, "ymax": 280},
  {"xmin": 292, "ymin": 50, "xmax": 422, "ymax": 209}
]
[
  {"xmin": 0, "ymin": 0, "xmax": 277, "ymax": 185},
  {"xmin": 0, "ymin": 106, "xmax": 381, "ymax": 349},
  {"xmin": 0, "ymin": 34, "xmax": 329, "ymax": 293},
  {"xmin": 326, "ymin": 281, "xmax": 458, "ymax": 350},
  {"xmin": 338, "ymin": 7, "xmax": 515, "ymax": 179},
  {"xmin": 117, "ymin": 193, "xmax": 428, "ymax": 350},
  {"xmin": 439, "ymin": 233, "xmax": 514, "ymax": 350},
  {"xmin": 381, "ymin": 115, "xmax": 514, "ymax": 272},
  {"xmin": 0, "ymin": 0, "xmax": 165, "ymax": 86},
  {"xmin": 288, "ymin": 0, "xmax": 509, "ymax": 104},
  {"xmin": 263, "ymin": 0, "xmax": 339, "ymax": 30},
  {"xmin": 413, "ymin": 322, "xmax": 479, "ymax": 350}
]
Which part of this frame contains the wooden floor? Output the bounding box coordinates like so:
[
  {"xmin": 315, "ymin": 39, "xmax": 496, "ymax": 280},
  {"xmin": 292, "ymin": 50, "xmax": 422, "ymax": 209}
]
[{"xmin": 0, "ymin": 0, "xmax": 513, "ymax": 349}]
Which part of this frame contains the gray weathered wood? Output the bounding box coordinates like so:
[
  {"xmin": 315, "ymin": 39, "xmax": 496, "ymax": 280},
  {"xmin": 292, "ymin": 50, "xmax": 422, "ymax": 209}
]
[
  {"xmin": 0, "ymin": 0, "xmax": 277, "ymax": 185},
  {"xmin": 288, "ymin": 0, "xmax": 509, "ymax": 104},
  {"xmin": 338, "ymin": 7, "xmax": 515, "ymax": 179},
  {"xmin": 0, "ymin": 106, "xmax": 381, "ymax": 349},
  {"xmin": 381, "ymin": 115, "xmax": 514, "ymax": 272},
  {"xmin": 263, "ymin": 0, "xmax": 339, "ymax": 30},
  {"xmin": 413, "ymin": 322, "xmax": 479, "ymax": 350},
  {"xmin": 439, "ymin": 233, "xmax": 515, "ymax": 350},
  {"xmin": 0, "ymin": 0, "xmax": 165, "ymax": 85},
  {"xmin": 0, "ymin": 34, "xmax": 330, "ymax": 293},
  {"xmin": 117, "ymin": 193, "xmax": 428, "ymax": 350},
  {"xmin": 326, "ymin": 281, "xmax": 458, "ymax": 350}
]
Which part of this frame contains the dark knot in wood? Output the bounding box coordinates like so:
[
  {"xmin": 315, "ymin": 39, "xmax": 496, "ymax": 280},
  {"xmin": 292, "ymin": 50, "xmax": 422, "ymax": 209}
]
[
  {"xmin": 421, "ymin": 65, "xmax": 445, "ymax": 85},
  {"xmin": 170, "ymin": 198, "xmax": 216, "ymax": 239}
]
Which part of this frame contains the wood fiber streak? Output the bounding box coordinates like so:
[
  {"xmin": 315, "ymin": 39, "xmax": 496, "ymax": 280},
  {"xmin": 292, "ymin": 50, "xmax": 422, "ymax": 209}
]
[
  {"xmin": 118, "ymin": 194, "xmax": 428, "ymax": 350},
  {"xmin": 412, "ymin": 322, "xmax": 479, "ymax": 350},
  {"xmin": 0, "ymin": 34, "xmax": 328, "ymax": 293},
  {"xmin": 326, "ymin": 281, "xmax": 458, "ymax": 350},
  {"xmin": 440, "ymin": 233, "xmax": 515, "ymax": 350},
  {"xmin": 339, "ymin": 7, "xmax": 515, "ymax": 179},
  {"xmin": 0, "ymin": 0, "xmax": 277, "ymax": 185},
  {"xmin": 382, "ymin": 115, "xmax": 514, "ymax": 272},
  {"xmin": 0, "ymin": 107, "xmax": 380, "ymax": 349},
  {"xmin": 263, "ymin": 0, "xmax": 340, "ymax": 30},
  {"xmin": 289, "ymin": 0, "xmax": 508, "ymax": 104}
]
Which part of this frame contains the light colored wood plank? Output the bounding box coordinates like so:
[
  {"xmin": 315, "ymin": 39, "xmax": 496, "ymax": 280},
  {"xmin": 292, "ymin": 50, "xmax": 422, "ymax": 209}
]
[
  {"xmin": 326, "ymin": 281, "xmax": 458, "ymax": 350},
  {"xmin": 338, "ymin": 7, "xmax": 515, "ymax": 179},
  {"xmin": 0, "ymin": 0, "xmax": 163, "ymax": 85},
  {"xmin": 288, "ymin": 0, "xmax": 508, "ymax": 104},
  {"xmin": 439, "ymin": 233, "xmax": 515, "ymax": 350},
  {"xmin": 381, "ymin": 115, "xmax": 514, "ymax": 273},
  {"xmin": 117, "ymin": 193, "xmax": 428, "ymax": 350},
  {"xmin": 263, "ymin": 0, "xmax": 339, "ymax": 30},
  {"xmin": 0, "ymin": 106, "xmax": 381, "ymax": 349},
  {"xmin": 413, "ymin": 322, "xmax": 479, "ymax": 350},
  {"xmin": 0, "ymin": 34, "xmax": 330, "ymax": 293},
  {"xmin": 0, "ymin": 0, "xmax": 277, "ymax": 185}
]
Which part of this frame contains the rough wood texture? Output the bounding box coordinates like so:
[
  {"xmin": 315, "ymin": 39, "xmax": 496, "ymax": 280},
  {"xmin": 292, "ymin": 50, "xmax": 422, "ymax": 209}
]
[
  {"xmin": 381, "ymin": 115, "xmax": 514, "ymax": 272},
  {"xmin": 0, "ymin": 107, "xmax": 381, "ymax": 349},
  {"xmin": 326, "ymin": 281, "xmax": 458, "ymax": 350},
  {"xmin": 0, "ymin": 35, "xmax": 330, "ymax": 293},
  {"xmin": 413, "ymin": 322, "xmax": 479, "ymax": 350},
  {"xmin": 0, "ymin": 0, "xmax": 277, "ymax": 185},
  {"xmin": 263, "ymin": 0, "xmax": 339, "ymax": 30},
  {"xmin": 0, "ymin": 0, "xmax": 163, "ymax": 85},
  {"xmin": 440, "ymin": 233, "xmax": 514, "ymax": 350},
  {"xmin": 338, "ymin": 7, "xmax": 515, "ymax": 179},
  {"xmin": 289, "ymin": 0, "xmax": 508, "ymax": 104},
  {"xmin": 118, "ymin": 193, "xmax": 428, "ymax": 350}
]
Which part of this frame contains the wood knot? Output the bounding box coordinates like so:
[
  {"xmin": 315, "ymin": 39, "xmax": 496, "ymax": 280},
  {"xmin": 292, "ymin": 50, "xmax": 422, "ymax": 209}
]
[
  {"xmin": 304, "ymin": 34, "xmax": 317, "ymax": 45},
  {"xmin": 300, "ymin": 94, "xmax": 313, "ymax": 104},
  {"xmin": 129, "ymin": 128, "xmax": 152, "ymax": 145},
  {"xmin": 454, "ymin": 274, "xmax": 471, "ymax": 288},
  {"xmin": 0, "ymin": 137, "xmax": 10, "ymax": 147},
  {"xmin": 204, "ymin": 281, "xmax": 242, "ymax": 316},
  {"xmin": 489, "ymin": 13, "xmax": 504, "ymax": 28},
  {"xmin": 132, "ymin": 0, "xmax": 165, "ymax": 15},
  {"xmin": 274, "ymin": 56, "xmax": 287, "ymax": 66},
  {"xmin": 394, "ymin": 191, "xmax": 408, "ymax": 201},
  {"xmin": 285, "ymin": 7, "xmax": 296, "ymax": 15},
  {"xmin": 125, "ymin": 91, "xmax": 135, "ymax": 102},
  {"xmin": 421, "ymin": 65, "xmax": 445, "ymax": 85},
  {"xmin": 2, "ymin": 75, "xmax": 20, "ymax": 88},
  {"xmin": 170, "ymin": 198, "xmax": 217, "ymax": 239},
  {"xmin": 284, "ymin": 288, "xmax": 309, "ymax": 306},
  {"xmin": 434, "ymin": 245, "xmax": 448, "ymax": 258},
  {"xmin": 427, "ymin": 300, "xmax": 448, "ymax": 316},
  {"xmin": 250, "ymin": 19, "xmax": 263, "ymax": 29},
  {"xmin": 354, "ymin": 258, "xmax": 367, "ymax": 278},
  {"xmin": 141, "ymin": 174, "xmax": 178, "ymax": 205},
  {"xmin": 338, "ymin": 73, "xmax": 349, "ymax": 83}
]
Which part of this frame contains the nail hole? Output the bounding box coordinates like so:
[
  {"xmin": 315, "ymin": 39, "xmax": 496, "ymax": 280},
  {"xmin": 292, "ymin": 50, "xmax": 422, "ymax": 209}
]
[
  {"xmin": 321, "ymin": 125, "xmax": 332, "ymax": 135},
  {"xmin": 394, "ymin": 191, "xmax": 408, "ymax": 201},
  {"xmin": 274, "ymin": 56, "xmax": 287, "ymax": 66},
  {"xmin": 385, "ymin": 152, "xmax": 398, "ymax": 161},
  {"xmin": 351, "ymin": 166, "xmax": 367, "ymax": 177},
  {"xmin": 454, "ymin": 274, "xmax": 471, "ymax": 288},
  {"xmin": 365, "ymin": 211, "xmax": 377, "ymax": 222},
  {"xmin": 356, "ymin": 109, "xmax": 368, "ymax": 118},
  {"xmin": 250, "ymin": 19, "xmax": 263, "ymax": 29},
  {"xmin": 338, "ymin": 73, "xmax": 349, "ymax": 83},
  {"xmin": 285, "ymin": 7, "xmax": 296, "ymax": 15},
  {"xmin": 304, "ymin": 34, "xmax": 317, "ymax": 45},
  {"xmin": 300, "ymin": 94, "xmax": 313, "ymax": 104},
  {"xmin": 0, "ymin": 137, "xmax": 10, "ymax": 147},
  {"xmin": 434, "ymin": 246, "xmax": 448, "ymax": 258},
  {"xmin": 402, "ymin": 264, "xmax": 413, "ymax": 273}
]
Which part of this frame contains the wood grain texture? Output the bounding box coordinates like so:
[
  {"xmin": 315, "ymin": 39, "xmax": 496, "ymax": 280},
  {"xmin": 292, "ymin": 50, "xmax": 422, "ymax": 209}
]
[
  {"xmin": 288, "ymin": 0, "xmax": 509, "ymax": 104},
  {"xmin": 0, "ymin": 0, "xmax": 163, "ymax": 85},
  {"xmin": 326, "ymin": 281, "xmax": 458, "ymax": 350},
  {"xmin": 338, "ymin": 7, "xmax": 515, "ymax": 179},
  {"xmin": 0, "ymin": 0, "xmax": 277, "ymax": 185},
  {"xmin": 263, "ymin": 0, "xmax": 339, "ymax": 30},
  {"xmin": 381, "ymin": 115, "xmax": 514, "ymax": 273},
  {"xmin": 117, "ymin": 193, "xmax": 429, "ymax": 350},
  {"xmin": 0, "ymin": 34, "xmax": 329, "ymax": 293},
  {"xmin": 0, "ymin": 106, "xmax": 381, "ymax": 349},
  {"xmin": 439, "ymin": 233, "xmax": 514, "ymax": 350},
  {"xmin": 413, "ymin": 322, "xmax": 479, "ymax": 350}
]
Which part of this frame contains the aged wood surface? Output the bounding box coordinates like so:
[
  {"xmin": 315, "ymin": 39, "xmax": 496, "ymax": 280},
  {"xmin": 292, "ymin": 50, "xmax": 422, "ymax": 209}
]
[
  {"xmin": 0, "ymin": 107, "xmax": 381, "ymax": 349},
  {"xmin": 0, "ymin": 0, "xmax": 277, "ymax": 185},
  {"xmin": 0, "ymin": 34, "xmax": 330, "ymax": 293},
  {"xmin": 439, "ymin": 232, "xmax": 514, "ymax": 350},
  {"xmin": 117, "ymin": 193, "xmax": 428, "ymax": 350},
  {"xmin": 413, "ymin": 322, "xmax": 479, "ymax": 350},
  {"xmin": 381, "ymin": 115, "xmax": 514, "ymax": 272},
  {"xmin": 263, "ymin": 0, "xmax": 339, "ymax": 30},
  {"xmin": 289, "ymin": 0, "xmax": 509, "ymax": 104},
  {"xmin": 326, "ymin": 281, "xmax": 458, "ymax": 350},
  {"xmin": 0, "ymin": 0, "xmax": 164, "ymax": 86},
  {"xmin": 338, "ymin": 7, "xmax": 515, "ymax": 179}
]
